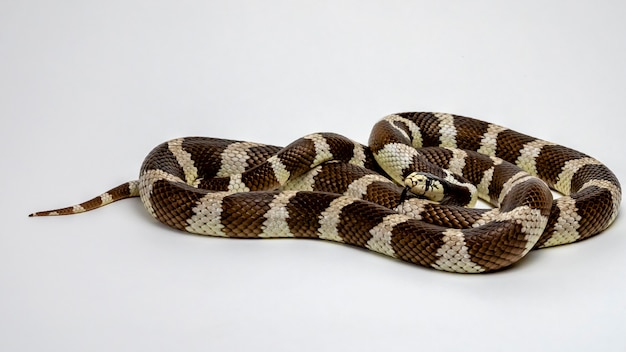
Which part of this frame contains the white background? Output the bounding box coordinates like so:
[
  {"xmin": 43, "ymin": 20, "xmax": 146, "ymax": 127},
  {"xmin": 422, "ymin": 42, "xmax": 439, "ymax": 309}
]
[{"xmin": 2, "ymin": 1, "xmax": 625, "ymax": 351}]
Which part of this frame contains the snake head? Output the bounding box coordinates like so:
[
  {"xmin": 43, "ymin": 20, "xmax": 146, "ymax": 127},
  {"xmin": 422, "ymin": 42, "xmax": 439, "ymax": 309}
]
[{"xmin": 403, "ymin": 172, "xmax": 445, "ymax": 202}]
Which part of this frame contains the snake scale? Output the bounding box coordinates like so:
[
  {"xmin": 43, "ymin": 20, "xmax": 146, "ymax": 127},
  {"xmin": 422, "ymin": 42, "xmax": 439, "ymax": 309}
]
[{"xmin": 30, "ymin": 112, "xmax": 621, "ymax": 273}]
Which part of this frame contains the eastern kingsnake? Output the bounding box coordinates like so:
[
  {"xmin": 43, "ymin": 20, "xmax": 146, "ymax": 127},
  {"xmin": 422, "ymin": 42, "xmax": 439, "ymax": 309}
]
[{"xmin": 30, "ymin": 112, "xmax": 621, "ymax": 273}]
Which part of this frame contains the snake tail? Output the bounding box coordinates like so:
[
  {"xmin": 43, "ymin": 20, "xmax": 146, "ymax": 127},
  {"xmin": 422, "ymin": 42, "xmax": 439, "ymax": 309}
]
[{"xmin": 29, "ymin": 181, "xmax": 140, "ymax": 217}]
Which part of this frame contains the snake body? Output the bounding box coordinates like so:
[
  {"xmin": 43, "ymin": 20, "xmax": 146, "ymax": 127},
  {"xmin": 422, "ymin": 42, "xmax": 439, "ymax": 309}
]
[{"xmin": 30, "ymin": 112, "xmax": 621, "ymax": 273}]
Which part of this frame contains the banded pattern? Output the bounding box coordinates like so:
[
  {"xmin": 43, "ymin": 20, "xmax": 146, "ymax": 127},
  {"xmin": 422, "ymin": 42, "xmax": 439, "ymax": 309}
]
[
  {"xmin": 30, "ymin": 113, "xmax": 621, "ymax": 273},
  {"xmin": 379, "ymin": 112, "xmax": 620, "ymax": 248}
]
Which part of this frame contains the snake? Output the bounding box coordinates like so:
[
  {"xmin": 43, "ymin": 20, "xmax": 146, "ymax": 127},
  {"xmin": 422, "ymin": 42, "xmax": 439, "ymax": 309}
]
[{"xmin": 30, "ymin": 112, "xmax": 621, "ymax": 273}]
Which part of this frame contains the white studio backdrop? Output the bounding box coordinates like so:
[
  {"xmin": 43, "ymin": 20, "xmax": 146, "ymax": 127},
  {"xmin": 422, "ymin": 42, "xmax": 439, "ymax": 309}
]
[{"xmin": 2, "ymin": 1, "xmax": 625, "ymax": 351}]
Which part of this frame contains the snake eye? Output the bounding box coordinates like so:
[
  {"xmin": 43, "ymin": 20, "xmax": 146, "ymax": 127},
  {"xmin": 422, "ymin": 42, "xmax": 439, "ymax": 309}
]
[{"xmin": 411, "ymin": 177, "xmax": 422, "ymax": 186}]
